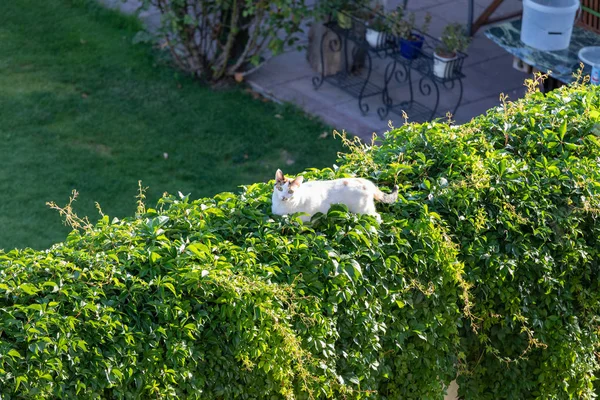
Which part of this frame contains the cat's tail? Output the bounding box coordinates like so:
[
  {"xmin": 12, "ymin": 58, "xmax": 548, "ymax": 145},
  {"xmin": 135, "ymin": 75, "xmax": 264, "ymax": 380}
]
[{"xmin": 374, "ymin": 185, "xmax": 399, "ymax": 204}]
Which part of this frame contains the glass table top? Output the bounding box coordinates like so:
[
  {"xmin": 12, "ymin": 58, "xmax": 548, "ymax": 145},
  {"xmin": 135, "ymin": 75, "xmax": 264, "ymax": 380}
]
[{"xmin": 485, "ymin": 19, "xmax": 600, "ymax": 84}]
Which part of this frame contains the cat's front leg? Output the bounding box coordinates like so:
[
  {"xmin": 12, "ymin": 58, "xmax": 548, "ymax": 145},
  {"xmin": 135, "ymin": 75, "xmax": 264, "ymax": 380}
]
[
  {"xmin": 277, "ymin": 212, "xmax": 311, "ymax": 222},
  {"xmin": 363, "ymin": 202, "xmax": 382, "ymax": 223},
  {"xmin": 364, "ymin": 208, "xmax": 382, "ymax": 223}
]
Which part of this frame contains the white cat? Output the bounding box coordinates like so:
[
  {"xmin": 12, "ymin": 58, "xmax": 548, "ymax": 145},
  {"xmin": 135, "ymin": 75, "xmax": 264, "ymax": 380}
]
[{"xmin": 271, "ymin": 169, "xmax": 398, "ymax": 223}]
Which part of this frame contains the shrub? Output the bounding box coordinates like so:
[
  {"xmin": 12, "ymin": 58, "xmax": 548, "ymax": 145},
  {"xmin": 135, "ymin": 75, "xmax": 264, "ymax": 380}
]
[
  {"xmin": 335, "ymin": 75, "xmax": 600, "ymax": 398},
  {"xmin": 137, "ymin": 0, "xmax": 313, "ymax": 82},
  {"xmin": 0, "ymin": 77, "xmax": 599, "ymax": 399},
  {"xmin": 135, "ymin": 0, "xmax": 378, "ymax": 83},
  {"xmin": 0, "ymin": 187, "xmax": 464, "ymax": 398}
]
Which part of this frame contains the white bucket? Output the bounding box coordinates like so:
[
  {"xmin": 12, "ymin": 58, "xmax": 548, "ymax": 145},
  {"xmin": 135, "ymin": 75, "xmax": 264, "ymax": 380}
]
[
  {"xmin": 521, "ymin": 0, "xmax": 580, "ymax": 51},
  {"xmin": 579, "ymin": 46, "xmax": 600, "ymax": 84}
]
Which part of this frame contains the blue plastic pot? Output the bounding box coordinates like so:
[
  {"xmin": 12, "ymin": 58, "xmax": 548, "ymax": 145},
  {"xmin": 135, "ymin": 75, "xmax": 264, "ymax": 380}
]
[{"xmin": 399, "ymin": 34, "xmax": 424, "ymax": 60}]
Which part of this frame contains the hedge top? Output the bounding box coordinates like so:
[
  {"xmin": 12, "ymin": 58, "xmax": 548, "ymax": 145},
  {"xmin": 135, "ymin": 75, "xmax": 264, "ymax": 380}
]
[{"xmin": 0, "ymin": 77, "xmax": 599, "ymax": 399}]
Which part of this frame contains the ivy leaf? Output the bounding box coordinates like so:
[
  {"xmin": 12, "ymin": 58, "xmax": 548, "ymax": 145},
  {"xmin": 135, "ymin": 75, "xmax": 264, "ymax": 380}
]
[
  {"xmin": 8, "ymin": 349, "xmax": 22, "ymax": 359},
  {"xmin": 344, "ymin": 259, "xmax": 362, "ymax": 280},
  {"xmin": 150, "ymin": 252, "xmax": 162, "ymax": 263},
  {"xmin": 188, "ymin": 243, "xmax": 210, "ymax": 258},
  {"xmin": 19, "ymin": 283, "xmax": 39, "ymax": 295},
  {"xmin": 15, "ymin": 376, "xmax": 27, "ymax": 392},
  {"xmin": 163, "ymin": 282, "xmax": 177, "ymax": 296},
  {"xmin": 558, "ymin": 119, "xmax": 567, "ymax": 140}
]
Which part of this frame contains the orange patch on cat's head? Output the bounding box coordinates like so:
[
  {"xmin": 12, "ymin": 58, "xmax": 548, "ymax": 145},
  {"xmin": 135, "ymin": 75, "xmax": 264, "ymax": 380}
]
[{"xmin": 290, "ymin": 176, "xmax": 304, "ymax": 188}]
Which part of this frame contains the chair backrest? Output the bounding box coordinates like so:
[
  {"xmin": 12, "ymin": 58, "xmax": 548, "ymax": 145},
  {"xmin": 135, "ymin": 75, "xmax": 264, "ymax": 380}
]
[{"xmin": 579, "ymin": 0, "xmax": 600, "ymax": 33}]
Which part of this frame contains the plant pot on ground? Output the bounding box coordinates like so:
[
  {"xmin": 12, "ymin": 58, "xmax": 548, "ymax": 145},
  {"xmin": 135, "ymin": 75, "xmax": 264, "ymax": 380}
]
[
  {"xmin": 391, "ymin": 8, "xmax": 431, "ymax": 60},
  {"xmin": 433, "ymin": 23, "xmax": 470, "ymax": 79}
]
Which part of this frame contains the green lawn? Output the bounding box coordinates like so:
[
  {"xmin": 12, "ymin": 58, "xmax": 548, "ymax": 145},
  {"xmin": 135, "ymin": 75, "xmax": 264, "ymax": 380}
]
[{"xmin": 0, "ymin": 0, "xmax": 344, "ymax": 250}]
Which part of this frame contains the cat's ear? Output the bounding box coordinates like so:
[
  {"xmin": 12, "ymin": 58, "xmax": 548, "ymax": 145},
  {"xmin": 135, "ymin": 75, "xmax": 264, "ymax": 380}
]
[
  {"xmin": 275, "ymin": 169, "xmax": 285, "ymax": 183},
  {"xmin": 290, "ymin": 176, "xmax": 304, "ymax": 188}
]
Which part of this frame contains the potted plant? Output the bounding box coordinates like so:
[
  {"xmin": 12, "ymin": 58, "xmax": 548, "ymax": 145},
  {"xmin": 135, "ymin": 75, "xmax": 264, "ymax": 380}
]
[
  {"xmin": 335, "ymin": 0, "xmax": 370, "ymax": 31},
  {"xmin": 366, "ymin": 16, "xmax": 389, "ymax": 48},
  {"xmin": 364, "ymin": 4, "xmax": 388, "ymax": 48},
  {"xmin": 352, "ymin": 6, "xmax": 375, "ymax": 38},
  {"xmin": 391, "ymin": 8, "xmax": 431, "ymax": 60},
  {"xmin": 337, "ymin": 9, "xmax": 352, "ymax": 30},
  {"xmin": 433, "ymin": 23, "xmax": 470, "ymax": 79}
]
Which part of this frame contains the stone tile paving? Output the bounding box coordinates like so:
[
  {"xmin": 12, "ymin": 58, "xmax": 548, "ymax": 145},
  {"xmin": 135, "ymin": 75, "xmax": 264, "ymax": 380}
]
[
  {"xmin": 248, "ymin": 0, "xmax": 529, "ymax": 141},
  {"xmin": 98, "ymin": 0, "xmax": 529, "ymax": 141}
]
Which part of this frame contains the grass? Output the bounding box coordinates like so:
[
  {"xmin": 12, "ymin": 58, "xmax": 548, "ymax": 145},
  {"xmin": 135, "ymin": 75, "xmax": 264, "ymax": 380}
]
[{"xmin": 0, "ymin": 0, "xmax": 345, "ymax": 250}]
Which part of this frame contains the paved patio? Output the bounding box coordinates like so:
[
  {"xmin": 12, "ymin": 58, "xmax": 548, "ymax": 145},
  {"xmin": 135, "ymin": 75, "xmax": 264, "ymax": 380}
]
[
  {"xmin": 100, "ymin": 0, "xmax": 530, "ymax": 142},
  {"xmin": 247, "ymin": 0, "xmax": 528, "ymax": 141}
]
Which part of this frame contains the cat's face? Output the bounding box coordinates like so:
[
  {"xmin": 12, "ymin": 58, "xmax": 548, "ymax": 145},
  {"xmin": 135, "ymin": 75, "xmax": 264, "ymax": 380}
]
[{"xmin": 274, "ymin": 169, "xmax": 303, "ymax": 202}]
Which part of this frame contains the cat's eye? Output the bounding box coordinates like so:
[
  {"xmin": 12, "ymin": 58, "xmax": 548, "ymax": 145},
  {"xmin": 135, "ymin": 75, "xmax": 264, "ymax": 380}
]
[
  {"xmin": 288, "ymin": 189, "xmax": 294, "ymax": 194},
  {"xmin": 277, "ymin": 186, "xmax": 283, "ymax": 191}
]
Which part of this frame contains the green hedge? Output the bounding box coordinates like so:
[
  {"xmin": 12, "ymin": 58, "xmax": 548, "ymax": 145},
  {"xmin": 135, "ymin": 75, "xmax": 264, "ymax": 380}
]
[{"xmin": 0, "ymin": 80, "xmax": 598, "ymax": 399}]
